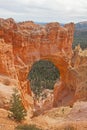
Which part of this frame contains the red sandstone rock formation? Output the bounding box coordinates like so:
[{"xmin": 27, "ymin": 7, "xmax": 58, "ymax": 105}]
[
  {"xmin": 1, "ymin": 18, "xmax": 86, "ymax": 110},
  {"xmin": 53, "ymin": 46, "xmax": 87, "ymax": 107}
]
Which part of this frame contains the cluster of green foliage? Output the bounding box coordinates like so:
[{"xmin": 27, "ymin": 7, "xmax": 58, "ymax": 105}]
[
  {"xmin": 73, "ymin": 30, "xmax": 87, "ymax": 49},
  {"xmin": 9, "ymin": 89, "xmax": 27, "ymax": 122},
  {"xmin": 15, "ymin": 124, "xmax": 42, "ymax": 130},
  {"xmin": 28, "ymin": 60, "xmax": 60, "ymax": 98}
]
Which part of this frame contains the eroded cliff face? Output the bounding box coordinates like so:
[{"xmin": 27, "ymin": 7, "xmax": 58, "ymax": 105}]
[
  {"xmin": 0, "ymin": 18, "xmax": 86, "ymax": 110},
  {"xmin": 53, "ymin": 46, "xmax": 87, "ymax": 107}
]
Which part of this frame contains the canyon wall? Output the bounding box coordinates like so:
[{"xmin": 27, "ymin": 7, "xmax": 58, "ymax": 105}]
[
  {"xmin": 0, "ymin": 18, "xmax": 87, "ymax": 109},
  {"xmin": 53, "ymin": 45, "xmax": 87, "ymax": 107}
]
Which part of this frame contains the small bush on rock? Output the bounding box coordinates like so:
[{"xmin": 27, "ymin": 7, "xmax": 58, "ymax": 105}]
[{"xmin": 15, "ymin": 124, "xmax": 42, "ymax": 130}]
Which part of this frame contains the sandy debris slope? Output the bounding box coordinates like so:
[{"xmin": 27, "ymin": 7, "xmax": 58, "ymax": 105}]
[
  {"xmin": 0, "ymin": 109, "xmax": 17, "ymax": 130},
  {"xmin": 31, "ymin": 102, "xmax": 87, "ymax": 130}
]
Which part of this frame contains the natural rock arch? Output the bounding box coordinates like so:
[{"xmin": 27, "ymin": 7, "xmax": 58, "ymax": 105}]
[{"xmin": 0, "ymin": 18, "xmax": 75, "ymax": 109}]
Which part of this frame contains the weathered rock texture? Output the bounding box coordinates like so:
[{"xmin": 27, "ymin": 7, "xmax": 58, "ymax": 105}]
[
  {"xmin": 31, "ymin": 101, "xmax": 87, "ymax": 130},
  {"xmin": 53, "ymin": 46, "xmax": 87, "ymax": 107},
  {"xmin": 0, "ymin": 101, "xmax": 87, "ymax": 130},
  {"xmin": 0, "ymin": 18, "xmax": 87, "ymax": 109}
]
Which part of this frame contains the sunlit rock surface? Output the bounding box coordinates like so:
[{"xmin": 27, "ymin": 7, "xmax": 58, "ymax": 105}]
[{"xmin": 0, "ymin": 18, "xmax": 87, "ymax": 110}]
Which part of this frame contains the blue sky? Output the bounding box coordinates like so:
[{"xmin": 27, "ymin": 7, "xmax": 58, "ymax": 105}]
[{"xmin": 0, "ymin": 0, "xmax": 87, "ymax": 23}]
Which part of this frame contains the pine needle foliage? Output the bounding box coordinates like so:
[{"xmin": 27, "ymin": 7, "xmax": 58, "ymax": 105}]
[
  {"xmin": 9, "ymin": 88, "xmax": 27, "ymax": 122},
  {"xmin": 28, "ymin": 60, "xmax": 60, "ymax": 98}
]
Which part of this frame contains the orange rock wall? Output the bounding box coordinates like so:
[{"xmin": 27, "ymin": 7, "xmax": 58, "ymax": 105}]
[
  {"xmin": 53, "ymin": 46, "xmax": 87, "ymax": 107},
  {"xmin": 1, "ymin": 18, "xmax": 84, "ymax": 109}
]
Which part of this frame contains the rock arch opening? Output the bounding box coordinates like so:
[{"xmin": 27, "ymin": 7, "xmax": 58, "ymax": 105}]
[{"xmin": 27, "ymin": 60, "xmax": 60, "ymax": 98}]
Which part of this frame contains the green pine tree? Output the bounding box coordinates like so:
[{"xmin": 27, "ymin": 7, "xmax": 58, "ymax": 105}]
[{"xmin": 9, "ymin": 88, "xmax": 27, "ymax": 122}]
